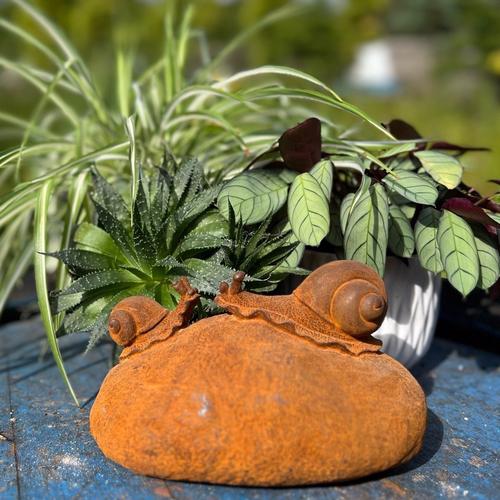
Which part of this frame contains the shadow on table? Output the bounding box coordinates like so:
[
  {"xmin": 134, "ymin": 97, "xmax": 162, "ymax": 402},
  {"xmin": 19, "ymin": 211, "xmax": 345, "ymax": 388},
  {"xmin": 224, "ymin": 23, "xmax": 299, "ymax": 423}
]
[{"xmin": 411, "ymin": 337, "xmax": 499, "ymax": 396}]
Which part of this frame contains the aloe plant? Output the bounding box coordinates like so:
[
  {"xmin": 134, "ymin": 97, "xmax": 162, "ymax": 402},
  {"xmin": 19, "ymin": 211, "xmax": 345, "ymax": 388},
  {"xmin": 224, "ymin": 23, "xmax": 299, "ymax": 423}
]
[
  {"xmin": 217, "ymin": 118, "xmax": 500, "ymax": 297},
  {"xmin": 49, "ymin": 157, "xmax": 301, "ymax": 352}
]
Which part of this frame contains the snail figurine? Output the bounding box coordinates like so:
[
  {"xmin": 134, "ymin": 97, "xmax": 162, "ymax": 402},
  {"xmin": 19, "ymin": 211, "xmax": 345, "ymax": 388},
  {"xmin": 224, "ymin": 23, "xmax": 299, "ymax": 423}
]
[{"xmin": 90, "ymin": 260, "xmax": 426, "ymax": 486}]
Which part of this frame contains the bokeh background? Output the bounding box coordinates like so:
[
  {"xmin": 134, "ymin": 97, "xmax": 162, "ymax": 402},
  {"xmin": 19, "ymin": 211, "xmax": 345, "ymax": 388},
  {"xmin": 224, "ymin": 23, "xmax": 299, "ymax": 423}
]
[{"xmin": 1, "ymin": 0, "xmax": 499, "ymax": 194}]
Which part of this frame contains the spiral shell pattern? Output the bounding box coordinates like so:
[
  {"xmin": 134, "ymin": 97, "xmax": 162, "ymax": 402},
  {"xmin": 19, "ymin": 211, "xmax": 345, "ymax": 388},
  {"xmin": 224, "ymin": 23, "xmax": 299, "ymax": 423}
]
[
  {"xmin": 293, "ymin": 260, "xmax": 387, "ymax": 338},
  {"xmin": 108, "ymin": 296, "xmax": 169, "ymax": 346}
]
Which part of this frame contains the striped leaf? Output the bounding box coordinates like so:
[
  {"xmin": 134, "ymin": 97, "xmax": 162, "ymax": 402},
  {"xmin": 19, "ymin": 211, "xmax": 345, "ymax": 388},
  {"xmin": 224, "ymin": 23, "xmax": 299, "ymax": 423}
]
[
  {"xmin": 414, "ymin": 151, "xmax": 463, "ymax": 189},
  {"xmin": 288, "ymin": 173, "xmax": 330, "ymax": 246},
  {"xmin": 340, "ymin": 192, "xmax": 355, "ymax": 235},
  {"xmin": 415, "ymin": 207, "xmax": 443, "ymax": 273},
  {"xmin": 326, "ymin": 202, "xmax": 343, "ymax": 246},
  {"xmin": 281, "ymin": 222, "xmax": 305, "ymax": 268},
  {"xmin": 438, "ymin": 210, "xmax": 479, "ymax": 296},
  {"xmin": 309, "ymin": 159, "xmax": 333, "ymax": 200},
  {"xmin": 382, "ymin": 170, "xmax": 438, "ymax": 205},
  {"xmin": 473, "ymin": 226, "xmax": 500, "ymax": 290},
  {"xmin": 344, "ymin": 183, "xmax": 389, "ymax": 276},
  {"xmin": 218, "ymin": 170, "xmax": 288, "ymax": 224},
  {"xmin": 388, "ymin": 205, "xmax": 415, "ymax": 257}
]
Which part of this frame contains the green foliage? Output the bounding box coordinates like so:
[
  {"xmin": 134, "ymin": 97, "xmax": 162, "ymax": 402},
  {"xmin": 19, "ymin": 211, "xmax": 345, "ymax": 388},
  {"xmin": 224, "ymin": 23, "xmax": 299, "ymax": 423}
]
[
  {"xmin": 414, "ymin": 207, "xmax": 443, "ymax": 274},
  {"xmin": 220, "ymin": 204, "xmax": 307, "ymax": 293},
  {"xmin": 217, "ymin": 120, "xmax": 499, "ymax": 293},
  {"xmin": 437, "ymin": 210, "xmax": 479, "ymax": 296},
  {"xmin": 382, "ymin": 170, "xmax": 438, "ymax": 205},
  {"xmin": 288, "ymin": 172, "xmax": 330, "ymax": 247},
  {"xmin": 50, "ymin": 158, "xmax": 302, "ymax": 350},
  {"xmin": 49, "ymin": 158, "xmax": 227, "ymax": 345},
  {"xmin": 218, "ymin": 170, "xmax": 289, "ymax": 225},
  {"xmin": 0, "ymin": 1, "xmax": 397, "ymax": 327},
  {"xmin": 344, "ymin": 183, "xmax": 389, "ymax": 276},
  {"xmin": 414, "ymin": 151, "xmax": 463, "ymax": 189}
]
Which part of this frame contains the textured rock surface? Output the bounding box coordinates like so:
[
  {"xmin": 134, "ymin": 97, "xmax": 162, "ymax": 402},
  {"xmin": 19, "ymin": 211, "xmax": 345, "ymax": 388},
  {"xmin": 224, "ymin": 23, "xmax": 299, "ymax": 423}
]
[{"xmin": 90, "ymin": 261, "xmax": 427, "ymax": 486}]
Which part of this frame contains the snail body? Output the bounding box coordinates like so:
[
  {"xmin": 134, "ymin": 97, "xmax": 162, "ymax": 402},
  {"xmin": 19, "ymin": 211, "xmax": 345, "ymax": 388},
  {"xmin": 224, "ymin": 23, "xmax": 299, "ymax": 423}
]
[{"xmin": 90, "ymin": 261, "xmax": 426, "ymax": 486}]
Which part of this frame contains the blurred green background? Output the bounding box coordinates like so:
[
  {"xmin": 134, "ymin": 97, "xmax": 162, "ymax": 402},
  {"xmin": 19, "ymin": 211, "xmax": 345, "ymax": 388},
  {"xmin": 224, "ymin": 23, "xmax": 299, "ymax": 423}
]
[{"xmin": 1, "ymin": 0, "xmax": 499, "ymax": 194}]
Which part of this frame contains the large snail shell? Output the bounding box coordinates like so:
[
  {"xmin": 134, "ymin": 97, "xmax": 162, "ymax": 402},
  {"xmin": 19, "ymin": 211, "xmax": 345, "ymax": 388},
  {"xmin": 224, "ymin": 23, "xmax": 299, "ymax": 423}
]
[
  {"xmin": 293, "ymin": 260, "xmax": 387, "ymax": 337},
  {"xmin": 108, "ymin": 296, "xmax": 169, "ymax": 346},
  {"xmin": 329, "ymin": 279, "xmax": 387, "ymax": 337}
]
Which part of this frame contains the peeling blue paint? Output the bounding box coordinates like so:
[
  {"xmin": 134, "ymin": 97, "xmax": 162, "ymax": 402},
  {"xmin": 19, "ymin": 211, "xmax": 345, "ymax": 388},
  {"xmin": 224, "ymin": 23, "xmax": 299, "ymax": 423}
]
[{"xmin": 0, "ymin": 318, "xmax": 498, "ymax": 499}]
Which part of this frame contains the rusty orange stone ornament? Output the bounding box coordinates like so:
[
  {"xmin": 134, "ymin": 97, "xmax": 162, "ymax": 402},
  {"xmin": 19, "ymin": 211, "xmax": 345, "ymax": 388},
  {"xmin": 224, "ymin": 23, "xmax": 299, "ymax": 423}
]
[{"xmin": 90, "ymin": 260, "xmax": 427, "ymax": 486}]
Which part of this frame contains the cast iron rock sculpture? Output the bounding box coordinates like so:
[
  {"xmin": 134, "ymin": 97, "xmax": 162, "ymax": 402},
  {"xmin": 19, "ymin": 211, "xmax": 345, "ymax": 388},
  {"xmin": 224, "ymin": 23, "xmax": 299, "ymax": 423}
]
[{"xmin": 90, "ymin": 261, "xmax": 427, "ymax": 486}]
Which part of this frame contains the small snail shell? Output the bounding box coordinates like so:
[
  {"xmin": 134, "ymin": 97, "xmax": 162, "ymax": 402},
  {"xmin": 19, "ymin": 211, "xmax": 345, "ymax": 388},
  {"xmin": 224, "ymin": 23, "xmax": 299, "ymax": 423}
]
[
  {"xmin": 293, "ymin": 260, "xmax": 387, "ymax": 338},
  {"xmin": 108, "ymin": 296, "xmax": 169, "ymax": 346}
]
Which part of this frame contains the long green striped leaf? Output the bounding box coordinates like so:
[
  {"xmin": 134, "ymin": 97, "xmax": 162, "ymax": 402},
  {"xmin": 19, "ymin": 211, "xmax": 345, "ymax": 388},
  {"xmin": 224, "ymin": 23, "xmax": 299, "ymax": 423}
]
[
  {"xmin": 382, "ymin": 170, "xmax": 438, "ymax": 205},
  {"xmin": 414, "ymin": 151, "xmax": 463, "ymax": 189},
  {"xmin": 344, "ymin": 183, "xmax": 389, "ymax": 275},
  {"xmin": 388, "ymin": 205, "xmax": 415, "ymax": 258},
  {"xmin": 473, "ymin": 226, "xmax": 500, "ymax": 290},
  {"xmin": 309, "ymin": 159, "xmax": 334, "ymax": 200},
  {"xmin": 218, "ymin": 170, "xmax": 288, "ymax": 224},
  {"xmin": 438, "ymin": 210, "xmax": 479, "ymax": 296},
  {"xmin": 34, "ymin": 181, "xmax": 78, "ymax": 405},
  {"xmin": 288, "ymin": 172, "xmax": 330, "ymax": 246},
  {"xmin": 414, "ymin": 207, "xmax": 443, "ymax": 274}
]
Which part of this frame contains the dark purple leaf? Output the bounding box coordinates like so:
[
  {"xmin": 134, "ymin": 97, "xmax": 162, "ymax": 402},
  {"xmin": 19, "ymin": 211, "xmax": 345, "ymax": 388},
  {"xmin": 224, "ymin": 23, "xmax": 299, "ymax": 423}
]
[
  {"xmin": 279, "ymin": 117, "xmax": 321, "ymax": 172},
  {"xmin": 488, "ymin": 179, "xmax": 500, "ymax": 186},
  {"xmin": 385, "ymin": 119, "xmax": 421, "ymax": 140},
  {"xmin": 442, "ymin": 197, "xmax": 500, "ymax": 235}
]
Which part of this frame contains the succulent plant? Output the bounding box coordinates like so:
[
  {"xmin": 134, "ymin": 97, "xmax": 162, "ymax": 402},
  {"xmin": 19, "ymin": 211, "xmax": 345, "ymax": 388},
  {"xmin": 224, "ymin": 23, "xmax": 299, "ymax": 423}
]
[{"xmin": 49, "ymin": 157, "xmax": 302, "ymax": 349}]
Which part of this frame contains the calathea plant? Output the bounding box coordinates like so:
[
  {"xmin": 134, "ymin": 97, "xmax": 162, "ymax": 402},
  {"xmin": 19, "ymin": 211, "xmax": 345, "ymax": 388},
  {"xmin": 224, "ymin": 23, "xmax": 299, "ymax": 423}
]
[
  {"xmin": 217, "ymin": 118, "xmax": 500, "ymax": 296},
  {"xmin": 49, "ymin": 157, "xmax": 302, "ymax": 349}
]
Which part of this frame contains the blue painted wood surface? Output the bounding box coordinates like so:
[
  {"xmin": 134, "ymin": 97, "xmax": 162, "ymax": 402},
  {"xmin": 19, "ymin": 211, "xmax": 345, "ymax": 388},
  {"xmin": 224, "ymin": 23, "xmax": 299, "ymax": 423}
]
[{"xmin": 0, "ymin": 318, "xmax": 498, "ymax": 499}]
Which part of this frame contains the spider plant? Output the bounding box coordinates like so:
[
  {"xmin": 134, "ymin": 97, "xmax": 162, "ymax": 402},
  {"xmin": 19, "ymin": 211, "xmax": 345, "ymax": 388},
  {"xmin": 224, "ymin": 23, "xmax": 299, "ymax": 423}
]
[{"xmin": 0, "ymin": 1, "xmax": 425, "ymax": 402}]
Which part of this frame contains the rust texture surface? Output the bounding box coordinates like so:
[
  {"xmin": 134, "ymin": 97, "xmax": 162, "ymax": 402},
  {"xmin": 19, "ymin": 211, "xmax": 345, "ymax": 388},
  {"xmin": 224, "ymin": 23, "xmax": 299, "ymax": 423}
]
[{"xmin": 90, "ymin": 261, "xmax": 427, "ymax": 486}]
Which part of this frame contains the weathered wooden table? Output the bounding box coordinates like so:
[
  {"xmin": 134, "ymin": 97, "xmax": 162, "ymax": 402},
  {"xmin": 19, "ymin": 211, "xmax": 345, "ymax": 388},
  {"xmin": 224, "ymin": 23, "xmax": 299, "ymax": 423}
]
[{"xmin": 1, "ymin": 317, "xmax": 498, "ymax": 499}]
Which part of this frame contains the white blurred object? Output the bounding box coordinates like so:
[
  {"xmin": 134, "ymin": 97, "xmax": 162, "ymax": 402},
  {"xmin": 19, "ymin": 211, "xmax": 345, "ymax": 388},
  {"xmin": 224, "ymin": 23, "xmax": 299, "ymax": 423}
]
[
  {"xmin": 347, "ymin": 39, "xmax": 398, "ymax": 92},
  {"xmin": 284, "ymin": 251, "xmax": 441, "ymax": 368},
  {"xmin": 373, "ymin": 256, "xmax": 441, "ymax": 368}
]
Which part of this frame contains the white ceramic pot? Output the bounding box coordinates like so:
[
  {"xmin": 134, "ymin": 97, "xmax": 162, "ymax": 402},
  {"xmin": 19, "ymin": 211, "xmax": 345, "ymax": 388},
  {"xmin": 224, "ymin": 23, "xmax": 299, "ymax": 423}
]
[{"xmin": 282, "ymin": 251, "xmax": 441, "ymax": 368}]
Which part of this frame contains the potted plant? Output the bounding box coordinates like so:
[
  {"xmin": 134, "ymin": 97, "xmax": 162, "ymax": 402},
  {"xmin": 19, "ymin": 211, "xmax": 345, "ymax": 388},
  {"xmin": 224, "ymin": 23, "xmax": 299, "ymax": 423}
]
[
  {"xmin": 1, "ymin": 1, "xmax": 498, "ymax": 403},
  {"xmin": 49, "ymin": 156, "xmax": 303, "ymax": 356},
  {"xmin": 217, "ymin": 117, "xmax": 500, "ymax": 366}
]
